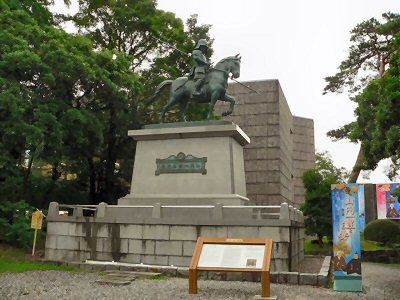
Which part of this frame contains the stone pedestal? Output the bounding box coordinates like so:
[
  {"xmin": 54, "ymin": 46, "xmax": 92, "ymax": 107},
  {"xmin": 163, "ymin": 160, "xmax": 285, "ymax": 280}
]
[{"xmin": 118, "ymin": 121, "xmax": 250, "ymax": 206}]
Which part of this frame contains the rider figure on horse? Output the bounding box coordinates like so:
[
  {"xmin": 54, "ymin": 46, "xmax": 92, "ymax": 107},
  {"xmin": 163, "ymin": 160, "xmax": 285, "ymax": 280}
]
[{"xmin": 190, "ymin": 39, "xmax": 211, "ymax": 97}]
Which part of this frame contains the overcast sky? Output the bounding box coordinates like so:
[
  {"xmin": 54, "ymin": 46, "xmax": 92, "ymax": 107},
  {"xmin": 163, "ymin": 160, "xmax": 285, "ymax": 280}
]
[
  {"xmin": 54, "ymin": 0, "xmax": 399, "ymax": 182},
  {"xmin": 156, "ymin": 0, "xmax": 400, "ymax": 183}
]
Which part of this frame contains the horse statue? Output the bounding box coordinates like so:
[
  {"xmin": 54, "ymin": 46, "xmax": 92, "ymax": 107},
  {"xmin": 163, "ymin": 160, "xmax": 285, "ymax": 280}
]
[{"xmin": 146, "ymin": 54, "xmax": 241, "ymax": 123}]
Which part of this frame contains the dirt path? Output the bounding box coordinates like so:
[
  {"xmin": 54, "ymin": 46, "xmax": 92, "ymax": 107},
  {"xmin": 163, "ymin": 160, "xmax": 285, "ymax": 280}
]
[{"xmin": 359, "ymin": 263, "xmax": 400, "ymax": 299}]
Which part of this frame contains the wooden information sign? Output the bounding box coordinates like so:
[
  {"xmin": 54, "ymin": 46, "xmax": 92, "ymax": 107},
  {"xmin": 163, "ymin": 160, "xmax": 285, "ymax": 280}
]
[
  {"xmin": 189, "ymin": 237, "xmax": 273, "ymax": 297},
  {"xmin": 31, "ymin": 210, "xmax": 45, "ymax": 256}
]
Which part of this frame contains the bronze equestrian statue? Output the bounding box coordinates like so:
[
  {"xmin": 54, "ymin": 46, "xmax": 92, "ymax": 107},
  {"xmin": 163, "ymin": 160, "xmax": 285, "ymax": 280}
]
[
  {"xmin": 146, "ymin": 40, "xmax": 241, "ymax": 123},
  {"xmin": 190, "ymin": 39, "xmax": 211, "ymax": 97}
]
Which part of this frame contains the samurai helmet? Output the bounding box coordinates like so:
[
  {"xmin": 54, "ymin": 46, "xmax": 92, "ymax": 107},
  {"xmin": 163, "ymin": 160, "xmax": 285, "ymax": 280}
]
[{"xmin": 195, "ymin": 39, "xmax": 208, "ymax": 50}]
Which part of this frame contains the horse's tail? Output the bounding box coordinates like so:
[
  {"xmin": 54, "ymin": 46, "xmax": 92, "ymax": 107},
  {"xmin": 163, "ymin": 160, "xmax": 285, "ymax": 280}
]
[{"xmin": 145, "ymin": 80, "xmax": 173, "ymax": 107}]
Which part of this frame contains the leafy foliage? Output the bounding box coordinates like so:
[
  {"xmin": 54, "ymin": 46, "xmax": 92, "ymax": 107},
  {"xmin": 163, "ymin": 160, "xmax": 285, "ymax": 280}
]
[
  {"xmin": 350, "ymin": 50, "xmax": 400, "ymax": 176},
  {"xmin": 0, "ymin": 1, "xmax": 116, "ymax": 205},
  {"xmin": 323, "ymin": 12, "xmax": 400, "ymax": 182},
  {"xmin": 0, "ymin": 200, "xmax": 39, "ymax": 248},
  {"xmin": 0, "ymin": 0, "xmax": 214, "ymax": 213},
  {"xmin": 301, "ymin": 169, "xmax": 336, "ymax": 246},
  {"xmin": 323, "ymin": 12, "xmax": 399, "ymax": 96},
  {"xmin": 300, "ymin": 152, "xmax": 348, "ymax": 246},
  {"xmin": 314, "ymin": 151, "xmax": 349, "ymax": 181},
  {"xmin": 364, "ymin": 219, "xmax": 400, "ymax": 245}
]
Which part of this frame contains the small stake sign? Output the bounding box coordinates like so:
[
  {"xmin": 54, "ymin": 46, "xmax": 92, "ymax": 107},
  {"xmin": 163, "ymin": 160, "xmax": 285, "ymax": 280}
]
[
  {"xmin": 31, "ymin": 210, "xmax": 44, "ymax": 230},
  {"xmin": 189, "ymin": 237, "xmax": 273, "ymax": 298},
  {"xmin": 31, "ymin": 210, "xmax": 45, "ymax": 256}
]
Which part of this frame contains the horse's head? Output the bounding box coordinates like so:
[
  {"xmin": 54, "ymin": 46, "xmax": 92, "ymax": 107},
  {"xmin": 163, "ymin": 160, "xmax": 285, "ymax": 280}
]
[
  {"xmin": 215, "ymin": 54, "xmax": 241, "ymax": 79},
  {"xmin": 228, "ymin": 54, "xmax": 241, "ymax": 79}
]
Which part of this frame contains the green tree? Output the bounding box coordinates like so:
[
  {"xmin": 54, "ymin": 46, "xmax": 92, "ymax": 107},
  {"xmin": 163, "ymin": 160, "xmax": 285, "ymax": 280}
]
[
  {"xmin": 72, "ymin": 1, "xmax": 214, "ymax": 122},
  {"xmin": 0, "ymin": 200, "xmax": 37, "ymax": 248},
  {"xmin": 323, "ymin": 12, "xmax": 400, "ymax": 182},
  {"xmin": 67, "ymin": 0, "xmax": 180, "ymax": 202},
  {"xmin": 0, "ymin": 1, "xmax": 66, "ymax": 201},
  {"xmin": 300, "ymin": 152, "xmax": 348, "ymax": 246},
  {"xmin": 351, "ymin": 48, "xmax": 400, "ymax": 180},
  {"xmin": 314, "ymin": 151, "xmax": 349, "ymax": 181},
  {"xmin": 0, "ymin": 0, "xmax": 141, "ymax": 206},
  {"xmin": 66, "ymin": 0, "xmax": 214, "ymax": 202},
  {"xmin": 1, "ymin": 0, "xmax": 215, "ymax": 208}
]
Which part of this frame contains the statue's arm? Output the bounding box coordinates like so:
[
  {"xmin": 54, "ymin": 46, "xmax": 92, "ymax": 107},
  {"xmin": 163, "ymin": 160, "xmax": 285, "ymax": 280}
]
[{"xmin": 193, "ymin": 51, "xmax": 209, "ymax": 66}]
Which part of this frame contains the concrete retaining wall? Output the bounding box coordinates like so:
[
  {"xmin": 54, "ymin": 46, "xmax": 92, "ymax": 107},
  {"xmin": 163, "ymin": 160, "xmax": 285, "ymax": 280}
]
[{"xmin": 45, "ymin": 202, "xmax": 304, "ymax": 272}]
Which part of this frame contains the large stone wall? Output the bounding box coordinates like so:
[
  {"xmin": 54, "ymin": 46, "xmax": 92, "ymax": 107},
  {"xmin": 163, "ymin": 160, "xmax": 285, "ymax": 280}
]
[
  {"xmin": 292, "ymin": 117, "xmax": 315, "ymax": 205},
  {"xmin": 216, "ymin": 79, "xmax": 315, "ymax": 207},
  {"xmin": 278, "ymin": 83, "xmax": 294, "ymax": 205}
]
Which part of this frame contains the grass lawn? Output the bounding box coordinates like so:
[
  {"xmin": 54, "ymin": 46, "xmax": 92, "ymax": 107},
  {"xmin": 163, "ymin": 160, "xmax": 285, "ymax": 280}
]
[
  {"xmin": 0, "ymin": 244, "xmax": 79, "ymax": 273},
  {"xmin": 360, "ymin": 231, "xmax": 393, "ymax": 250},
  {"xmin": 305, "ymin": 236, "xmax": 332, "ymax": 253},
  {"xmin": 361, "ymin": 239, "xmax": 393, "ymax": 250},
  {"xmin": 305, "ymin": 234, "xmax": 394, "ymax": 254},
  {"xmin": 366, "ymin": 262, "xmax": 400, "ymax": 268}
]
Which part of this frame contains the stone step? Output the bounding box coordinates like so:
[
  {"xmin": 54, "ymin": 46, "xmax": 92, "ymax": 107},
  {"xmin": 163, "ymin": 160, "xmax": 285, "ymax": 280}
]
[
  {"xmin": 104, "ymin": 270, "xmax": 162, "ymax": 277},
  {"xmin": 95, "ymin": 278, "xmax": 132, "ymax": 285},
  {"xmin": 95, "ymin": 270, "xmax": 163, "ymax": 285}
]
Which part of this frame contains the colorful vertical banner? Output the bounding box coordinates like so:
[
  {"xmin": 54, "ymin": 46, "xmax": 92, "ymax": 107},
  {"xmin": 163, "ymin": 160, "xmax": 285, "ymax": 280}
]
[
  {"xmin": 376, "ymin": 183, "xmax": 400, "ymax": 219},
  {"xmin": 332, "ymin": 183, "xmax": 362, "ymax": 292},
  {"xmin": 358, "ymin": 185, "xmax": 365, "ymax": 231}
]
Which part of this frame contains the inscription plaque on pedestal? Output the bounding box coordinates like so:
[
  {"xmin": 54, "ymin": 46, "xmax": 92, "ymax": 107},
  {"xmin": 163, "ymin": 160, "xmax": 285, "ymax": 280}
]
[{"xmin": 155, "ymin": 152, "xmax": 207, "ymax": 175}]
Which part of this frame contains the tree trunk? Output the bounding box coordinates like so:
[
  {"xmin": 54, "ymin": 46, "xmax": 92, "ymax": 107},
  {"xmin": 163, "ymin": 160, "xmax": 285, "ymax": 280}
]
[
  {"xmin": 41, "ymin": 163, "xmax": 60, "ymax": 208},
  {"xmin": 88, "ymin": 157, "xmax": 97, "ymax": 204},
  {"xmin": 22, "ymin": 150, "xmax": 35, "ymax": 200},
  {"xmin": 104, "ymin": 107, "xmax": 117, "ymax": 203},
  {"xmin": 317, "ymin": 234, "xmax": 324, "ymax": 248},
  {"xmin": 348, "ymin": 145, "xmax": 365, "ymax": 183},
  {"xmin": 347, "ymin": 60, "xmax": 385, "ymax": 184}
]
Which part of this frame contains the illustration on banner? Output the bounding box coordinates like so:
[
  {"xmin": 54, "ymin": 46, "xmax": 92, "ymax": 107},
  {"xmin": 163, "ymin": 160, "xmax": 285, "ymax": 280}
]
[
  {"xmin": 331, "ymin": 184, "xmax": 362, "ymax": 277},
  {"xmin": 377, "ymin": 183, "xmax": 400, "ymax": 219},
  {"xmin": 358, "ymin": 185, "xmax": 365, "ymax": 231}
]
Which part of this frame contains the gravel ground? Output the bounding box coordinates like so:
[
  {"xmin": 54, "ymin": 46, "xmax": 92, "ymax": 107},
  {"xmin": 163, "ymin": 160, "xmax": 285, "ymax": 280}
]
[{"xmin": 0, "ymin": 263, "xmax": 399, "ymax": 300}]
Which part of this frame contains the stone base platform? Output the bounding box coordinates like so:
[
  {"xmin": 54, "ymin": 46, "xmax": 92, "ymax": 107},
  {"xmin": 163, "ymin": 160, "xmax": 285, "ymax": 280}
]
[
  {"xmin": 45, "ymin": 255, "xmax": 331, "ymax": 287},
  {"xmin": 119, "ymin": 193, "xmax": 249, "ymax": 206},
  {"xmin": 45, "ymin": 202, "xmax": 304, "ymax": 272},
  {"xmin": 119, "ymin": 121, "xmax": 250, "ymax": 206}
]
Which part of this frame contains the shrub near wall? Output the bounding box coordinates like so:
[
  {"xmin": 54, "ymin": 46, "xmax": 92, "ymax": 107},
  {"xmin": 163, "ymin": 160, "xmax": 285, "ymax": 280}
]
[
  {"xmin": 364, "ymin": 219, "xmax": 400, "ymax": 245},
  {"xmin": 0, "ymin": 200, "xmax": 41, "ymax": 249}
]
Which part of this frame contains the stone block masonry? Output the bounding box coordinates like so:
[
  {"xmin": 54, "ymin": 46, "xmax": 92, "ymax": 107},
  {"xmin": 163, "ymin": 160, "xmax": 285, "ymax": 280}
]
[
  {"xmin": 45, "ymin": 202, "xmax": 304, "ymax": 272},
  {"xmin": 215, "ymin": 80, "xmax": 315, "ymax": 208}
]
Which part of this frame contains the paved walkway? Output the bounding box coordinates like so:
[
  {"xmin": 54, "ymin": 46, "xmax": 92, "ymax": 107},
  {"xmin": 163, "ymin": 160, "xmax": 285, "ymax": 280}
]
[{"xmin": 0, "ymin": 263, "xmax": 399, "ymax": 299}]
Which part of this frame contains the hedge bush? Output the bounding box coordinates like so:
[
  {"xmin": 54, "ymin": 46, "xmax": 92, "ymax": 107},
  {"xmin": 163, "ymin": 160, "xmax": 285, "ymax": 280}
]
[
  {"xmin": 0, "ymin": 200, "xmax": 41, "ymax": 249},
  {"xmin": 364, "ymin": 219, "xmax": 400, "ymax": 245}
]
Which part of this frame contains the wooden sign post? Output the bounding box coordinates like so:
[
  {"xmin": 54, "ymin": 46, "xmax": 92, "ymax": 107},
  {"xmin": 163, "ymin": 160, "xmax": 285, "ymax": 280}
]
[
  {"xmin": 31, "ymin": 210, "xmax": 45, "ymax": 256},
  {"xmin": 189, "ymin": 237, "xmax": 273, "ymax": 298}
]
